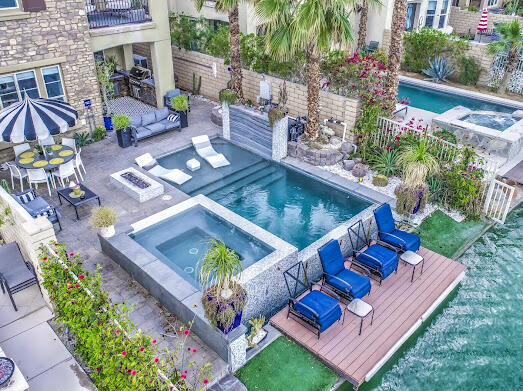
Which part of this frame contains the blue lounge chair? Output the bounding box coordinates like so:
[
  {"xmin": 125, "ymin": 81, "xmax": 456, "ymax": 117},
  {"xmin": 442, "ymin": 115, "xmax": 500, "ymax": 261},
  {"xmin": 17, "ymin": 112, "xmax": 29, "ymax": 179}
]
[
  {"xmin": 318, "ymin": 239, "xmax": 371, "ymax": 301},
  {"xmin": 283, "ymin": 262, "xmax": 343, "ymax": 339},
  {"xmin": 348, "ymin": 220, "xmax": 399, "ymax": 285},
  {"xmin": 373, "ymin": 203, "xmax": 420, "ymax": 253},
  {"xmin": 12, "ymin": 189, "xmax": 62, "ymax": 231}
]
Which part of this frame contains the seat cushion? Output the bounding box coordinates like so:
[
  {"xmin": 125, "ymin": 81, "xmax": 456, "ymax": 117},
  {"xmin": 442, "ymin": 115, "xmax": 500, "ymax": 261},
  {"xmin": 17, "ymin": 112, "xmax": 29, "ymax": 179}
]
[
  {"xmin": 141, "ymin": 111, "xmax": 157, "ymax": 126},
  {"xmin": 374, "ymin": 203, "xmax": 395, "ymax": 234},
  {"xmin": 145, "ymin": 122, "xmax": 167, "ymax": 133},
  {"xmin": 294, "ymin": 290, "xmax": 342, "ymax": 332},
  {"xmin": 381, "ymin": 229, "xmax": 421, "ymax": 252},
  {"xmin": 158, "ymin": 119, "xmax": 180, "ymax": 129},
  {"xmin": 318, "ymin": 240, "xmax": 345, "ymax": 277},
  {"xmin": 135, "ymin": 127, "xmax": 152, "ymax": 139},
  {"xmin": 357, "ymin": 244, "xmax": 398, "ymax": 278},
  {"xmin": 155, "ymin": 107, "xmax": 169, "ymax": 122},
  {"xmin": 326, "ymin": 269, "xmax": 371, "ymax": 299},
  {"xmin": 129, "ymin": 116, "xmax": 142, "ymax": 128}
]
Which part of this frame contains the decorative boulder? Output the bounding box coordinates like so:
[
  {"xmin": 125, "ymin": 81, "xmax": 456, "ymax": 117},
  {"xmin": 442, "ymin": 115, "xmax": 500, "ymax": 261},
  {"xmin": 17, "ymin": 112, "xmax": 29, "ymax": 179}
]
[
  {"xmin": 354, "ymin": 157, "xmax": 362, "ymax": 164},
  {"xmin": 343, "ymin": 159, "xmax": 356, "ymax": 171},
  {"xmin": 352, "ymin": 163, "xmax": 367, "ymax": 178},
  {"xmin": 341, "ymin": 142, "xmax": 354, "ymax": 154},
  {"xmin": 372, "ymin": 174, "xmax": 388, "ymax": 187}
]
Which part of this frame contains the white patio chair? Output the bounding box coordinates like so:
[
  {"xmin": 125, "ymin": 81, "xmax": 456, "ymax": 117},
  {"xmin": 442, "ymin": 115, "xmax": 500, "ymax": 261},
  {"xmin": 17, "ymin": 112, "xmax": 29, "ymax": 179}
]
[
  {"xmin": 73, "ymin": 148, "xmax": 86, "ymax": 181},
  {"xmin": 61, "ymin": 137, "xmax": 77, "ymax": 153},
  {"xmin": 135, "ymin": 153, "xmax": 192, "ymax": 185},
  {"xmin": 6, "ymin": 162, "xmax": 28, "ymax": 192},
  {"xmin": 27, "ymin": 168, "xmax": 53, "ymax": 197},
  {"xmin": 38, "ymin": 135, "xmax": 55, "ymax": 147},
  {"xmin": 53, "ymin": 160, "xmax": 78, "ymax": 188},
  {"xmin": 191, "ymin": 135, "xmax": 230, "ymax": 168},
  {"xmin": 13, "ymin": 143, "xmax": 31, "ymax": 156}
]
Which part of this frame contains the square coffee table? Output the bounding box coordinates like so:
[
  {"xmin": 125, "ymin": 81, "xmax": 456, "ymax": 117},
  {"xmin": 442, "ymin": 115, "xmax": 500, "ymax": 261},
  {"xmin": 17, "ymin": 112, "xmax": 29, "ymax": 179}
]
[
  {"xmin": 344, "ymin": 299, "xmax": 374, "ymax": 335},
  {"xmin": 400, "ymin": 250, "xmax": 425, "ymax": 282},
  {"xmin": 57, "ymin": 184, "xmax": 101, "ymax": 220}
]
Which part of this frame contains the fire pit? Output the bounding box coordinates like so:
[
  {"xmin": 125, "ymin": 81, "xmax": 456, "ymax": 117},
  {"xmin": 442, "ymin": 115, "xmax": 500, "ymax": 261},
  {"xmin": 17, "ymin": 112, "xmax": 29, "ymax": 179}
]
[
  {"xmin": 0, "ymin": 357, "xmax": 15, "ymax": 387},
  {"xmin": 110, "ymin": 167, "xmax": 164, "ymax": 203},
  {"xmin": 120, "ymin": 171, "xmax": 151, "ymax": 189}
]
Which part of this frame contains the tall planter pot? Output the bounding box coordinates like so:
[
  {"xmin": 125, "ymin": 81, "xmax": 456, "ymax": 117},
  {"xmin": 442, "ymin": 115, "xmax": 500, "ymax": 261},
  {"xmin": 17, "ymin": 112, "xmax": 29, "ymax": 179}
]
[
  {"xmin": 116, "ymin": 127, "xmax": 132, "ymax": 148},
  {"xmin": 177, "ymin": 110, "xmax": 188, "ymax": 128},
  {"xmin": 205, "ymin": 291, "xmax": 245, "ymax": 335}
]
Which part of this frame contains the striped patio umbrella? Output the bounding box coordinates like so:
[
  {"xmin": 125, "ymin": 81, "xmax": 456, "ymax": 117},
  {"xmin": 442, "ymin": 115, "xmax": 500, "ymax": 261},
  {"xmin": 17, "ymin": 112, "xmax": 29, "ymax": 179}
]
[
  {"xmin": 0, "ymin": 96, "xmax": 78, "ymax": 143},
  {"xmin": 477, "ymin": 9, "xmax": 488, "ymax": 32}
]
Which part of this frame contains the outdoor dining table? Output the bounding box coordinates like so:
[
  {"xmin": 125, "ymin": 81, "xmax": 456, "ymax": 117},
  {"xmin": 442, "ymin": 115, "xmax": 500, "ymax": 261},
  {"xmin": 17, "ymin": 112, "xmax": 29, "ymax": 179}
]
[{"xmin": 15, "ymin": 144, "xmax": 75, "ymax": 171}]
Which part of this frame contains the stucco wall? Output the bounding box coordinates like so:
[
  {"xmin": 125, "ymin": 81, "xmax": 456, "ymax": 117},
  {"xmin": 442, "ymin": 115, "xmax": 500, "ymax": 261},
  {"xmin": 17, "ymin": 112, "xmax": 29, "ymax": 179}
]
[
  {"xmin": 448, "ymin": 6, "xmax": 523, "ymax": 36},
  {"xmin": 171, "ymin": 49, "xmax": 361, "ymax": 130}
]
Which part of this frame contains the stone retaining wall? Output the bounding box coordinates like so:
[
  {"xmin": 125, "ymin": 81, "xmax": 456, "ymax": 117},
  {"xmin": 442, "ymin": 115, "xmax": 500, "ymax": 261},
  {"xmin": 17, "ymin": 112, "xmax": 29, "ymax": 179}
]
[
  {"xmin": 448, "ymin": 6, "xmax": 523, "ymax": 36},
  {"xmin": 171, "ymin": 49, "xmax": 361, "ymax": 130},
  {"xmin": 287, "ymin": 141, "xmax": 344, "ymax": 166}
]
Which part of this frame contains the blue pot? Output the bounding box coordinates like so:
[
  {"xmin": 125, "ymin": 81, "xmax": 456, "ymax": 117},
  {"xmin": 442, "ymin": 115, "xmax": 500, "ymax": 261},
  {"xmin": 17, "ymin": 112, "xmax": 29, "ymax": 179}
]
[
  {"xmin": 103, "ymin": 116, "xmax": 113, "ymax": 131},
  {"xmin": 218, "ymin": 310, "xmax": 243, "ymax": 334}
]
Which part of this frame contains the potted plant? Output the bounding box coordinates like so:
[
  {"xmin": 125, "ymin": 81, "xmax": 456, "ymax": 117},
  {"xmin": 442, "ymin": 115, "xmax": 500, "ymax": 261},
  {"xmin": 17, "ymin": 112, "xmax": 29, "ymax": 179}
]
[
  {"xmin": 112, "ymin": 114, "xmax": 131, "ymax": 148},
  {"xmin": 246, "ymin": 315, "xmax": 267, "ymax": 349},
  {"xmin": 96, "ymin": 61, "xmax": 115, "ymax": 131},
  {"xmin": 171, "ymin": 95, "xmax": 189, "ymax": 128},
  {"xmin": 89, "ymin": 206, "xmax": 118, "ymax": 238},
  {"xmin": 198, "ymin": 240, "xmax": 247, "ymax": 334}
]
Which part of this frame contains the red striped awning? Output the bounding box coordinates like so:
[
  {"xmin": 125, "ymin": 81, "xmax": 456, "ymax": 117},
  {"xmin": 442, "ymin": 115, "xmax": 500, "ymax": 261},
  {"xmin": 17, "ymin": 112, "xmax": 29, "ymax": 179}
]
[{"xmin": 477, "ymin": 9, "xmax": 488, "ymax": 31}]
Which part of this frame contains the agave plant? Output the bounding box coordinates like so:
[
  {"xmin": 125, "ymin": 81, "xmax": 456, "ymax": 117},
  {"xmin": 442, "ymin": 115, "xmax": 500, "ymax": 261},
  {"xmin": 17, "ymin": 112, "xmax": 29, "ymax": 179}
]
[
  {"xmin": 368, "ymin": 148, "xmax": 401, "ymax": 177},
  {"xmin": 422, "ymin": 56, "xmax": 455, "ymax": 83}
]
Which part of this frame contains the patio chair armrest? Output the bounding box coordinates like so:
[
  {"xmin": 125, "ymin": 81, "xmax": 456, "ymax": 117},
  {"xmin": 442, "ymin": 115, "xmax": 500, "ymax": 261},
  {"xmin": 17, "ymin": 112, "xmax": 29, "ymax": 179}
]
[
  {"xmin": 312, "ymin": 281, "xmax": 341, "ymax": 301},
  {"xmin": 355, "ymin": 249, "xmax": 383, "ymax": 268},
  {"xmin": 346, "ymin": 258, "xmax": 371, "ymax": 276},
  {"xmin": 323, "ymin": 273, "xmax": 353, "ymax": 293},
  {"xmin": 379, "ymin": 231, "xmax": 407, "ymax": 248}
]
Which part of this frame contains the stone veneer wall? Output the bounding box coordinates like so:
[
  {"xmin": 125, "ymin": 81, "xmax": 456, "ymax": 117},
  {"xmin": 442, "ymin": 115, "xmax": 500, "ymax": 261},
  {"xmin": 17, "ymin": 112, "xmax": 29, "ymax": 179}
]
[
  {"xmin": 0, "ymin": 0, "xmax": 103, "ymax": 162},
  {"xmin": 172, "ymin": 49, "xmax": 361, "ymax": 131},
  {"xmin": 448, "ymin": 6, "xmax": 523, "ymax": 36},
  {"xmin": 464, "ymin": 42, "xmax": 496, "ymax": 86}
]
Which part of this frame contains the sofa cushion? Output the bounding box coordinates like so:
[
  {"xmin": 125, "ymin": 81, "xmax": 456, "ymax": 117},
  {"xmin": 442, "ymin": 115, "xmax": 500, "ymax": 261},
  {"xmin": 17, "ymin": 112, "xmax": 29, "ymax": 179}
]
[
  {"xmin": 129, "ymin": 115, "xmax": 142, "ymax": 128},
  {"xmin": 294, "ymin": 290, "xmax": 341, "ymax": 332},
  {"xmin": 145, "ymin": 122, "xmax": 167, "ymax": 133},
  {"xmin": 326, "ymin": 269, "xmax": 371, "ymax": 299},
  {"xmin": 158, "ymin": 119, "xmax": 179, "ymax": 129},
  {"xmin": 357, "ymin": 244, "xmax": 397, "ymax": 274},
  {"xmin": 141, "ymin": 111, "xmax": 157, "ymax": 126},
  {"xmin": 374, "ymin": 203, "xmax": 395, "ymax": 234},
  {"xmin": 135, "ymin": 126, "xmax": 152, "ymax": 139},
  {"xmin": 381, "ymin": 229, "xmax": 421, "ymax": 252},
  {"xmin": 318, "ymin": 240, "xmax": 345, "ymax": 277},
  {"xmin": 155, "ymin": 107, "xmax": 169, "ymax": 122}
]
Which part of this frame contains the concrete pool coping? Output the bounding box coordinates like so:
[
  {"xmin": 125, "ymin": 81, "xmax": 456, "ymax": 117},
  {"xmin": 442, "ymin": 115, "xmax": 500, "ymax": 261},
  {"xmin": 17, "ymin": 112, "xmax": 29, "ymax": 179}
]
[{"xmin": 399, "ymin": 75, "xmax": 523, "ymax": 111}]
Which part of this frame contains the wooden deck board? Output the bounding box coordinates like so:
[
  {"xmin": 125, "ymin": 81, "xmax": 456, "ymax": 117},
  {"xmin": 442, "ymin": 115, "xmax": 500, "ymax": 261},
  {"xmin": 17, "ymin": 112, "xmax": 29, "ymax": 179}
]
[{"xmin": 270, "ymin": 247, "xmax": 466, "ymax": 388}]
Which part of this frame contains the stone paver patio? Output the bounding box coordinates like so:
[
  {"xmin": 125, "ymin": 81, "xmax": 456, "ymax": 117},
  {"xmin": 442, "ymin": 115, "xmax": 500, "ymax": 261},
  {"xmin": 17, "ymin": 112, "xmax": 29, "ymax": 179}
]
[{"xmin": 0, "ymin": 97, "xmax": 227, "ymax": 385}]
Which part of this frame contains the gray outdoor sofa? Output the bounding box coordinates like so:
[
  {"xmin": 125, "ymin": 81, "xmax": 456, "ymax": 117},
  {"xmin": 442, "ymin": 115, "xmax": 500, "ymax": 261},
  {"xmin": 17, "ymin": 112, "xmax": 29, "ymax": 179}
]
[{"xmin": 130, "ymin": 107, "xmax": 181, "ymax": 147}]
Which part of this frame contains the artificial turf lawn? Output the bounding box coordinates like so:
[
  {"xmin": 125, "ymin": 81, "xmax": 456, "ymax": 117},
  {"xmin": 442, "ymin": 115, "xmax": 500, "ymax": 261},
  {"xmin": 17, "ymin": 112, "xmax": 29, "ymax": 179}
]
[
  {"xmin": 418, "ymin": 210, "xmax": 489, "ymax": 259},
  {"xmin": 235, "ymin": 336, "xmax": 338, "ymax": 391}
]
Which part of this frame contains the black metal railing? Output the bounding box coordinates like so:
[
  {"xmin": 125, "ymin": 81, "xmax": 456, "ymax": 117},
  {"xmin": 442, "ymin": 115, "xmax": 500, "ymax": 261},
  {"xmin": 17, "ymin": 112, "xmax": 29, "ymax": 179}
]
[{"xmin": 85, "ymin": 0, "xmax": 152, "ymax": 29}]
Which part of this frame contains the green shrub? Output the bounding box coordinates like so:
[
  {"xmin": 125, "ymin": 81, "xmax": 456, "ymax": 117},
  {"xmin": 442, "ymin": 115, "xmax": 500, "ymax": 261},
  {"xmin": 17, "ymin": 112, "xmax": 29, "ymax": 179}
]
[
  {"xmin": 433, "ymin": 129, "xmax": 458, "ymax": 144},
  {"xmin": 91, "ymin": 126, "xmax": 107, "ymax": 142},
  {"xmin": 206, "ymin": 24, "xmax": 230, "ymax": 62},
  {"xmin": 372, "ymin": 174, "xmax": 389, "ymax": 187},
  {"xmin": 171, "ymin": 95, "xmax": 188, "ymax": 111},
  {"xmin": 218, "ymin": 88, "xmax": 237, "ymax": 105},
  {"xmin": 467, "ymin": 5, "xmax": 479, "ymax": 12},
  {"xmin": 112, "ymin": 114, "xmax": 130, "ymax": 131},
  {"xmin": 169, "ymin": 13, "xmax": 213, "ymax": 52},
  {"xmin": 268, "ymin": 107, "xmax": 285, "ymax": 128},
  {"xmin": 403, "ymin": 28, "xmax": 469, "ymax": 73},
  {"xmin": 457, "ymin": 56, "xmax": 482, "ymax": 85},
  {"xmin": 73, "ymin": 132, "xmax": 92, "ymax": 147}
]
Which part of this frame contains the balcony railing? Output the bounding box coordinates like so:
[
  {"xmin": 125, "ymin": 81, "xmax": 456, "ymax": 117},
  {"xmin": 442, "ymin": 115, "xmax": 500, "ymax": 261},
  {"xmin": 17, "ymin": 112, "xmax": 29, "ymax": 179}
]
[{"xmin": 85, "ymin": 0, "xmax": 152, "ymax": 30}]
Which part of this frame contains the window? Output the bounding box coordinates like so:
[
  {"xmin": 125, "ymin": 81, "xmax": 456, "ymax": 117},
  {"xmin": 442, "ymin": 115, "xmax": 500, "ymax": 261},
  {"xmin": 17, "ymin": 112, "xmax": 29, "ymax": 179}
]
[
  {"xmin": 438, "ymin": 0, "xmax": 449, "ymax": 28},
  {"xmin": 42, "ymin": 66, "xmax": 65, "ymax": 101},
  {"xmin": 0, "ymin": 70, "xmax": 40, "ymax": 109},
  {"xmin": 0, "ymin": 0, "xmax": 18, "ymax": 9},
  {"xmin": 487, "ymin": 0, "xmax": 497, "ymax": 6},
  {"xmin": 425, "ymin": 1, "xmax": 437, "ymax": 28}
]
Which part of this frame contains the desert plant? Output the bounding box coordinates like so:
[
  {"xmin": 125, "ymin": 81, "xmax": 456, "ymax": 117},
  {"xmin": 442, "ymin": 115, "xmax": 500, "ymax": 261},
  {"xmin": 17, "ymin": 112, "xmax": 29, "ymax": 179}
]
[
  {"xmin": 112, "ymin": 114, "xmax": 130, "ymax": 131},
  {"xmin": 395, "ymin": 183, "xmax": 429, "ymax": 215},
  {"xmin": 192, "ymin": 73, "xmax": 202, "ymax": 95},
  {"xmin": 368, "ymin": 148, "xmax": 400, "ymax": 177},
  {"xmin": 247, "ymin": 315, "xmax": 266, "ymax": 348},
  {"xmin": 91, "ymin": 126, "xmax": 107, "ymax": 142},
  {"xmin": 73, "ymin": 132, "xmax": 92, "ymax": 147},
  {"xmin": 372, "ymin": 174, "xmax": 389, "ymax": 187},
  {"xmin": 268, "ymin": 107, "xmax": 285, "ymax": 128},
  {"xmin": 422, "ymin": 56, "xmax": 455, "ymax": 83},
  {"xmin": 1, "ymin": 179, "xmax": 10, "ymax": 194},
  {"xmin": 427, "ymin": 175, "xmax": 446, "ymax": 205},
  {"xmin": 218, "ymin": 88, "xmax": 237, "ymax": 105},
  {"xmin": 457, "ymin": 56, "xmax": 482, "ymax": 86},
  {"xmin": 171, "ymin": 95, "xmax": 188, "ymax": 112},
  {"xmin": 397, "ymin": 139, "xmax": 440, "ymax": 186},
  {"xmin": 89, "ymin": 206, "xmax": 118, "ymax": 229}
]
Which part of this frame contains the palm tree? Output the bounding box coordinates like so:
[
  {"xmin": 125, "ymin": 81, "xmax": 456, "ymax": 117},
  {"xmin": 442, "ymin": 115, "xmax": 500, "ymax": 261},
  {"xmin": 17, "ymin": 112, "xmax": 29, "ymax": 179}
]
[
  {"xmin": 488, "ymin": 19, "xmax": 523, "ymax": 94},
  {"xmin": 357, "ymin": 0, "xmax": 369, "ymax": 51},
  {"xmin": 383, "ymin": 0, "xmax": 408, "ymax": 112},
  {"xmin": 256, "ymin": 0, "xmax": 370, "ymax": 139},
  {"xmin": 194, "ymin": 0, "xmax": 245, "ymax": 102}
]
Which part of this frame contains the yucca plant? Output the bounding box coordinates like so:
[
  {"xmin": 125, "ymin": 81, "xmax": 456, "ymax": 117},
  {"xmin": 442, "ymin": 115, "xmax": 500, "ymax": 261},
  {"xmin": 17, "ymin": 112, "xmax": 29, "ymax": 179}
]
[
  {"xmin": 368, "ymin": 148, "xmax": 401, "ymax": 177},
  {"xmin": 422, "ymin": 56, "xmax": 455, "ymax": 83},
  {"xmin": 397, "ymin": 139, "xmax": 440, "ymax": 186}
]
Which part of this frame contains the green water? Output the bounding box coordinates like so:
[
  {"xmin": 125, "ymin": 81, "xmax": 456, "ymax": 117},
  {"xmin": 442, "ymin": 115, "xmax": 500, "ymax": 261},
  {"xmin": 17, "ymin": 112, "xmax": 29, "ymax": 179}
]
[{"xmin": 361, "ymin": 205, "xmax": 522, "ymax": 390}]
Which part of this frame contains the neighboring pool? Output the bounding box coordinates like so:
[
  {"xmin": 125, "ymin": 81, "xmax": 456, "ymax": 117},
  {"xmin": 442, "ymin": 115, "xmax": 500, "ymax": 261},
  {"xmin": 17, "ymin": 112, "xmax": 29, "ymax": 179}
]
[
  {"xmin": 398, "ymin": 83, "xmax": 516, "ymax": 114},
  {"xmin": 129, "ymin": 205, "xmax": 274, "ymax": 288},
  {"xmin": 159, "ymin": 139, "xmax": 372, "ymax": 250},
  {"xmin": 460, "ymin": 113, "xmax": 517, "ymax": 131}
]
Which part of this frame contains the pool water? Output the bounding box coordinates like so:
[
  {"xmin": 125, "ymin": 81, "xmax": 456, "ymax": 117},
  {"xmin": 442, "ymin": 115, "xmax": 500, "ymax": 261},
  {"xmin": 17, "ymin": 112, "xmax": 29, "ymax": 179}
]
[
  {"xmin": 460, "ymin": 113, "xmax": 517, "ymax": 131},
  {"xmin": 362, "ymin": 205, "xmax": 522, "ymax": 390},
  {"xmin": 398, "ymin": 83, "xmax": 515, "ymax": 114},
  {"xmin": 129, "ymin": 205, "xmax": 273, "ymax": 288},
  {"xmin": 159, "ymin": 139, "xmax": 372, "ymax": 250}
]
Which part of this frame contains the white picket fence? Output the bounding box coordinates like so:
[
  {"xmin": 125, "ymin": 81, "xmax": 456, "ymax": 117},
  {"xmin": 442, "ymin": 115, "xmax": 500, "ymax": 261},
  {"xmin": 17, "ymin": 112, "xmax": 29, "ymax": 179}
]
[
  {"xmin": 375, "ymin": 116, "xmax": 515, "ymax": 223},
  {"xmin": 488, "ymin": 52, "xmax": 523, "ymax": 95}
]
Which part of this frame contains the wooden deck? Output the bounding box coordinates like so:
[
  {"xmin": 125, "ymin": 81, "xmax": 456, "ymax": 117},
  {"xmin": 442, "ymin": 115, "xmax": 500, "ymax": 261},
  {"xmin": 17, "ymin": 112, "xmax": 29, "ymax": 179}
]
[{"xmin": 270, "ymin": 247, "xmax": 466, "ymax": 389}]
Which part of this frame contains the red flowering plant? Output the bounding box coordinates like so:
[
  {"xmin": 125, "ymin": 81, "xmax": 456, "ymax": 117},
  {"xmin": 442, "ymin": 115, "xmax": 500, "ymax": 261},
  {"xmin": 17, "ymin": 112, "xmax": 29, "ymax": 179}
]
[{"xmin": 39, "ymin": 243, "xmax": 212, "ymax": 391}]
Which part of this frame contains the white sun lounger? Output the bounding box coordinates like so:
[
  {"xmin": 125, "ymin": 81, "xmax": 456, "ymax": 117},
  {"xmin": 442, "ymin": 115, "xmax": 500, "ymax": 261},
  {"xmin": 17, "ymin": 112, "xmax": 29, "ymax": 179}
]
[
  {"xmin": 135, "ymin": 153, "xmax": 192, "ymax": 185},
  {"xmin": 191, "ymin": 135, "xmax": 230, "ymax": 168}
]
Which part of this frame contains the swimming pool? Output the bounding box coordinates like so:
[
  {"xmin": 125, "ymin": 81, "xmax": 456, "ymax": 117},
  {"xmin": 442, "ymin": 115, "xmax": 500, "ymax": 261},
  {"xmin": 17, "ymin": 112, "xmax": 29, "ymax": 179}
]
[
  {"xmin": 398, "ymin": 83, "xmax": 516, "ymax": 114},
  {"xmin": 159, "ymin": 139, "xmax": 372, "ymax": 250},
  {"xmin": 361, "ymin": 205, "xmax": 522, "ymax": 390},
  {"xmin": 130, "ymin": 205, "xmax": 273, "ymax": 288}
]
